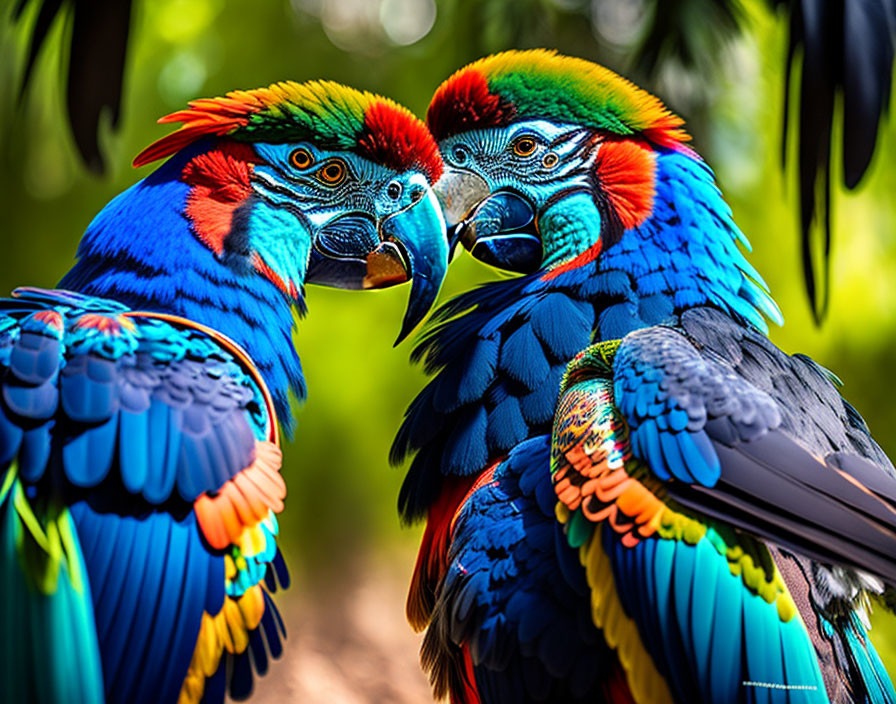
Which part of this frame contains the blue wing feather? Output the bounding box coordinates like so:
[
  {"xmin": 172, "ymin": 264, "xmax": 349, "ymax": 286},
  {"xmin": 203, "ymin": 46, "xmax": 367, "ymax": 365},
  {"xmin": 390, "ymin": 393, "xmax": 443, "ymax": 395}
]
[
  {"xmin": 0, "ymin": 289, "xmax": 282, "ymax": 704},
  {"xmin": 0, "ymin": 404, "xmax": 23, "ymax": 467},
  {"xmin": 145, "ymin": 399, "xmax": 181, "ymax": 503},
  {"xmin": 261, "ymin": 589, "xmax": 286, "ymax": 656},
  {"xmin": 691, "ymin": 537, "xmax": 718, "ymax": 698},
  {"xmin": 709, "ymin": 552, "xmax": 743, "ymax": 703},
  {"xmin": 200, "ymin": 663, "xmax": 226, "ymax": 704},
  {"xmin": 394, "ymin": 274, "xmax": 596, "ymax": 521},
  {"xmin": 19, "ymin": 423, "xmax": 51, "ymax": 482},
  {"xmin": 444, "ymin": 405, "xmax": 489, "ymax": 476},
  {"xmin": 229, "ymin": 645, "xmax": 254, "ymax": 700},
  {"xmin": 4, "ymin": 377, "xmax": 58, "ymax": 418},
  {"xmin": 109, "ymin": 515, "xmax": 165, "ymax": 689},
  {"xmin": 486, "ymin": 394, "xmax": 528, "ymax": 453},
  {"xmin": 63, "ymin": 414, "xmax": 118, "ymax": 486},
  {"xmin": 426, "ymin": 435, "xmax": 616, "ymax": 702},
  {"xmin": 132, "ymin": 517, "xmax": 194, "ymax": 703},
  {"xmin": 119, "ymin": 408, "xmax": 150, "ymax": 493},
  {"xmin": 528, "ymin": 294, "xmax": 594, "ymax": 360},
  {"xmin": 60, "ymin": 355, "xmax": 119, "ymax": 423}
]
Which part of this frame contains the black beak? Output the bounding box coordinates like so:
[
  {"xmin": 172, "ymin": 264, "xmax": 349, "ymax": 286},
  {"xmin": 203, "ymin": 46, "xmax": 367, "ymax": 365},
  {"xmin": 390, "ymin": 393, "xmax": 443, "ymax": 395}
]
[
  {"xmin": 306, "ymin": 215, "xmax": 379, "ymax": 289},
  {"xmin": 435, "ymin": 168, "xmax": 542, "ymax": 274}
]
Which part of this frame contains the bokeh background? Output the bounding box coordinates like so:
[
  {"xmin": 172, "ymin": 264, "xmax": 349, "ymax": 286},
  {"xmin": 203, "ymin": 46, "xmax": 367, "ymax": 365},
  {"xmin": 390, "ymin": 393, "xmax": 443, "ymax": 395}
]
[{"xmin": 3, "ymin": 0, "xmax": 896, "ymax": 700}]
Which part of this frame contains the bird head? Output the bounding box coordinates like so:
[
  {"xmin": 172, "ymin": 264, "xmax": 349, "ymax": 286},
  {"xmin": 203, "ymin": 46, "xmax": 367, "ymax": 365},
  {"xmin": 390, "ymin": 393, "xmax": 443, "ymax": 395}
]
[
  {"xmin": 426, "ymin": 49, "xmax": 691, "ymax": 277},
  {"xmin": 134, "ymin": 80, "xmax": 448, "ymax": 342}
]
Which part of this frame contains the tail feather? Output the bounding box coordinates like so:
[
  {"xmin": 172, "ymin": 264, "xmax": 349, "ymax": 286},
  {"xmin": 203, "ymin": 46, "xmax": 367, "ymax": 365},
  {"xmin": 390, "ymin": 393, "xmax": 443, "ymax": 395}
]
[
  {"xmin": 838, "ymin": 612, "xmax": 896, "ymax": 704},
  {"xmin": 0, "ymin": 471, "xmax": 104, "ymax": 703},
  {"xmin": 774, "ymin": 546, "xmax": 896, "ymax": 704}
]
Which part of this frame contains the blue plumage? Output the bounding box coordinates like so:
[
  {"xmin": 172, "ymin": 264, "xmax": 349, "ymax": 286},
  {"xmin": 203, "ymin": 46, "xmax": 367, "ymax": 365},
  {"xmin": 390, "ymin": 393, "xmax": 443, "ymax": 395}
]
[
  {"xmin": 58, "ymin": 148, "xmax": 305, "ymax": 431},
  {"xmin": 426, "ymin": 435, "xmax": 614, "ymax": 703},
  {"xmin": 444, "ymin": 405, "xmax": 489, "ymax": 475},
  {"xmin": 10, "ymin": 79, "xmax": 451, "ymax": 701},
  {"xmin": 486, "ymin": 394, "xmax": 528, "ymax": 451},
  {"xmin": 9, "ymin": 328, "xmax": 60, "ymax": 385},
  {"xmin": 144, "ymin": 399, "xmax": 181, "ymax": 503},
  {"xmin": 64, "ymin": 415, "xmax": 118, "ymax": 486},
  {"xmin": 528, "ymin": 294, "xmax": 592, "ymax": 360},
  {"xmin": 604, "ymin": 528, "xmax": 830, "ymax": 704},
  {"xmin": 10, "ymin": 79, "xmax": 457, "ymax": 704},
  {"xmin": 394, "ymin": 273, "xmax": 597, "ymax": 519},
  {"xmin": 499, "ymin": 324, "xmax": 550, "ymax": 390},
  {"xmin": 19, "ymin": 423, "xmax": 51, "ymax": 482},
  {"xmin": 518, "ymin": 364, "xmax": 565, "ymax": 427},
  {"xmin": 396, "ymin": 148, "xmax": 780, "ymax": 521}
]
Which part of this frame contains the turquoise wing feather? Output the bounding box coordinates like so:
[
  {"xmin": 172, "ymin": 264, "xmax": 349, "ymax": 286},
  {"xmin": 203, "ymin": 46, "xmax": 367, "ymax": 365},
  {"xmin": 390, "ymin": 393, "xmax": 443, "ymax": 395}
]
[{"xmin": 551, "ymin": 313, "xmax": 896, "ymax": 704}]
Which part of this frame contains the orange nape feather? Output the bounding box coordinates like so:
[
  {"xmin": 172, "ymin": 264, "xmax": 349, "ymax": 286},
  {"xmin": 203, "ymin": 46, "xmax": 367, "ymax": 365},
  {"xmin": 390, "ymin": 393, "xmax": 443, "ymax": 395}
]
[
  {"xmin": 594, "ymin": 139, "xmax": 657, "ymax": 231},
  {"xmin": 194, "ymin": 440, "xmax": 285, "ymax": 550},
  {"xmin": 182, "ymin": 142, "xmax": 261, "ymax": 257},
  {"xmin": 134, "ymin": 94, "xmax": 263, "ymax": 168}
]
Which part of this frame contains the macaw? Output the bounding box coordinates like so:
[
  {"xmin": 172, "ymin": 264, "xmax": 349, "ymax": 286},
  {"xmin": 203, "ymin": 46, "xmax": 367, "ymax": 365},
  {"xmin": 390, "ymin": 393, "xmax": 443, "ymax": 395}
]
[
  {"xmin": 394, "ymin": 49, "xmax": 896, "ymax": 703},
  {"xmin": 0, "ymin": 80, "xmax": 448, "ymax": 703}
]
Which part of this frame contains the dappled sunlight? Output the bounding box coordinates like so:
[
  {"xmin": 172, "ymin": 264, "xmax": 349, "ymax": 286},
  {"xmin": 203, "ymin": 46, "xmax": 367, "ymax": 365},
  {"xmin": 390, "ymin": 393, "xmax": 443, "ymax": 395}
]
[{"xmin": 3, "ymin": 0, "xmax": 896, "ymax": 696}]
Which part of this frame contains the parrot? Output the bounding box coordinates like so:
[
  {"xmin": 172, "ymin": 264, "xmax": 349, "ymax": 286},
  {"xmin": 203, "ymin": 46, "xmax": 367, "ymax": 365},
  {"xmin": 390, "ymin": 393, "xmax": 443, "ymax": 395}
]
[
  {"xmin": 393, "ymin": 49, "xmax": 896, "ymax": 704},
  {"xmin": 0, "ymin": 79, "xmax": 448, "ymax": 703}
]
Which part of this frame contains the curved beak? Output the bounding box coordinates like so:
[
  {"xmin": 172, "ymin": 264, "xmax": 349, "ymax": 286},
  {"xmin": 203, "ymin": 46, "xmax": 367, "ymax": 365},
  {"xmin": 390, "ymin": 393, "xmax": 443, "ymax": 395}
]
[
  {"xmin": 434, "ymin": 167, "xmax": 542, "ymax": 273},
  {"xmin": 305, "ymin": 183, "xmax": 448, "ymax": 344},
  {"xmin": 374, "ymin": 185, "xmax": 449, "ymax": 344}
]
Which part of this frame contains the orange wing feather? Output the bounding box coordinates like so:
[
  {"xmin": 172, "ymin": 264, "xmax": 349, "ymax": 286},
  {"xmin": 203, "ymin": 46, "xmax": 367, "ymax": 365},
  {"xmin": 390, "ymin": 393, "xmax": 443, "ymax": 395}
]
[{"xmin": 552, "ymin": 378, "xmax": 667, "ymax": 547}]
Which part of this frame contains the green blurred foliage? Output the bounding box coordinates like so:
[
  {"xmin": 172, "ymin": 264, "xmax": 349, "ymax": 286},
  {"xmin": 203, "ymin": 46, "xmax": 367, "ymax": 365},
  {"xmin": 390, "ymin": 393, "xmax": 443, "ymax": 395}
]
[{"xmin": 2, "ymin": 0, "xmax": 896, "ymax": 667}]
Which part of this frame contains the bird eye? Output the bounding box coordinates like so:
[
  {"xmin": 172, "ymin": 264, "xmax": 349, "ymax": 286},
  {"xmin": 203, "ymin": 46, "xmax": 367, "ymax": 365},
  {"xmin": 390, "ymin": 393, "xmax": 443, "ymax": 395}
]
[
  {"xmin": 290, "ymin": 147, "xmax": 313, "ymax": 169},
  {"xmin": 317, "ymin": 160, "xmax": 346, "ymax": 185},
  {"xmin": 542, "ymin": 152, "xmax": 559, "ymax": 169},
  {"xmin": 451, "ymin": 144, "xmax": 469, "ymax": 165},
  {"xmin": 512, "ymin": 136, "xmax": 538, "ymax": 157}
]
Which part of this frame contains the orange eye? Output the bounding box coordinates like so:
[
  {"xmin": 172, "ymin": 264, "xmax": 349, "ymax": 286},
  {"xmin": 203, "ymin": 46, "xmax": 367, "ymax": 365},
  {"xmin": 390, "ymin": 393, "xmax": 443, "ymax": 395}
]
[
  {"xmin": 512, "ymin": 136, "xmax": 538, "ymax": 157},
  {"xmin": 318, "ymin": 160, "xmax": 346, "ymax": 185},
  {"xmin": 290, "ymin": 147, "xmax": 313, "ymax": 169}
]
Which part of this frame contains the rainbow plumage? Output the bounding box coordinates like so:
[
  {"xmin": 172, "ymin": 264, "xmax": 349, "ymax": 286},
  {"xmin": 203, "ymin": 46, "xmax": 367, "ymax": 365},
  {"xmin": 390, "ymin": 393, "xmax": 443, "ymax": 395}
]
[
  {"xmin": 427, "ymin": 49, "xmax": 690, "ymax": 148},
  {"xmin": 0, "ymin": 289, "xmax": 287, "ymax": 703},
  {"xmin": 135, "ymin": 80, "xmax": 442, "ymax": 182}
]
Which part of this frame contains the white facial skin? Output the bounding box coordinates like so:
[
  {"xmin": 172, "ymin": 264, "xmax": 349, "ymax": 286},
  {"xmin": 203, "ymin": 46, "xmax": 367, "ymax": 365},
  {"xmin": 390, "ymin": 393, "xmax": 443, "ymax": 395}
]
[
  {"xmin": 436, "ymin": 119, "xmax": 598, "ymax": 209},
  {"xmin": 251, "ymin": 142, "xmax": 427, "ymax": 227},
  {"xmin": 241, "ymin": 141, "xmax": 437, "ymax": 292}
]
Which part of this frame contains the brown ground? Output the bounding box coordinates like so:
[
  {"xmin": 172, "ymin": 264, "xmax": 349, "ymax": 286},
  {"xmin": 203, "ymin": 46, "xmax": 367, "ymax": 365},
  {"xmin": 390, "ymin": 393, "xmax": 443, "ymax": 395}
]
[{"xmin": 252, "ymin": 555, "xmax": 434, "ymax": 704}]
